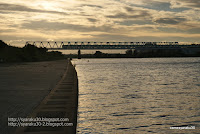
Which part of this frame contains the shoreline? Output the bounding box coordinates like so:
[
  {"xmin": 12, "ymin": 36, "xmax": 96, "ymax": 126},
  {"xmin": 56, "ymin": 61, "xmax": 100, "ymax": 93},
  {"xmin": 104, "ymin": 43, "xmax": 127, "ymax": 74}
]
[
  {"xmin": 68, "ymin": 56, "xmax": 200, "ymax": 58},
  {"xmin": 65, "ymin": 54, "xmax": 200, "ymax": 59}
]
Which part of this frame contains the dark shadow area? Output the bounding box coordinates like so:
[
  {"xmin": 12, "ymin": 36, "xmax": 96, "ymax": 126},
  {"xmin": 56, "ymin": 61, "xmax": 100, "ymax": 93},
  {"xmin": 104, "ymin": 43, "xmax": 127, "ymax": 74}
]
[
  {"xmin": 0, "ymin": 40, "xmax": 65, "ymax": 62},
  {"xmin": 65, "ymin": 47, "xmax": 200, "ymax": 59}
]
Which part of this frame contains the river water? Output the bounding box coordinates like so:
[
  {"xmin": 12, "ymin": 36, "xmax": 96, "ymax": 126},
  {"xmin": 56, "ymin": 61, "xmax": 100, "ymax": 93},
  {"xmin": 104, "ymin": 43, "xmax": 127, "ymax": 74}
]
[{"xmin": 72, "ymin": 58, "xmax": 200, "ymax": 134}]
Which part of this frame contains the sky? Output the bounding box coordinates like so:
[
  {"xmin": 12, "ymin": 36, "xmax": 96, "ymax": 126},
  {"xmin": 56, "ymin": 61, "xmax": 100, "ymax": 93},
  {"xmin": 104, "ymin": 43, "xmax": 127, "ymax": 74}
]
[{"xmin": 0, "ymin": 0, "xmax": 200, "ymax": 46}]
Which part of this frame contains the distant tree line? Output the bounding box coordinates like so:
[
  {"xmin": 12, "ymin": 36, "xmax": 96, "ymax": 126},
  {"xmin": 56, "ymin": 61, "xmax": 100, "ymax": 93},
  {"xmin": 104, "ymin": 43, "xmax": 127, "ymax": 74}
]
[
  {"xmin": 0, "ymin": 40, "xmax": 64, "ymax": 62},
  {"xmin": 67, "ymin": 48, "xmax": 200, "ymax": 58}
]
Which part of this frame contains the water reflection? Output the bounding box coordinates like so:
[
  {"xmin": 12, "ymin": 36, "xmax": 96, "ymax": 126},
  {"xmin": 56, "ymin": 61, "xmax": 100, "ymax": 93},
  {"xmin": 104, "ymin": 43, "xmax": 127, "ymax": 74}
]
[{"xmin": 73, "ymin": 58, "xmax": 200, "ymax": 134}]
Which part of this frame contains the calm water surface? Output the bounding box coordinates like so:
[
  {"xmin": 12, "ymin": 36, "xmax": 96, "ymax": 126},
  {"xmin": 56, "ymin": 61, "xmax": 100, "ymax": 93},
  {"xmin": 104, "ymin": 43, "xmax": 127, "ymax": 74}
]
[{"xmin": 72, "ymin": 58, "xmax": 200, "ymax": 134}]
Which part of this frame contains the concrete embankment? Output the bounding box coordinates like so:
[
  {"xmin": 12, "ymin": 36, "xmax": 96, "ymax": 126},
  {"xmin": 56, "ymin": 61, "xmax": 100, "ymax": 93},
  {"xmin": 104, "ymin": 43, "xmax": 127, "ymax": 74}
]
[
  {"xmin": 0, "ymin": 60, "xmax": 70, "ymax": 134},
  {"xmin": 14, "ymin": 59, "xmax": 78, "ymax": 134}
]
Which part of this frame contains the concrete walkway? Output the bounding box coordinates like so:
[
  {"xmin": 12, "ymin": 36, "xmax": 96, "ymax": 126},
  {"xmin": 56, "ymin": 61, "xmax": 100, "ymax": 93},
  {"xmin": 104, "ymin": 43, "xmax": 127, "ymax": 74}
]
[
  {"xmin": 0, "ymin": 60, "xmax": 71, "ymax": 134},
  {"xmin": 14, "ymin": 60, "xmax": 78, "ymax": 134}
]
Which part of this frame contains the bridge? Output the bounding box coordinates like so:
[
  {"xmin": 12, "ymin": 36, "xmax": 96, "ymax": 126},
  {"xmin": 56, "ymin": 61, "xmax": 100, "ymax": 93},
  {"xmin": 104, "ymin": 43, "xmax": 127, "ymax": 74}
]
[{"xmin": 26, "ymin": 41, "xmax": 200, "ymax": 50}]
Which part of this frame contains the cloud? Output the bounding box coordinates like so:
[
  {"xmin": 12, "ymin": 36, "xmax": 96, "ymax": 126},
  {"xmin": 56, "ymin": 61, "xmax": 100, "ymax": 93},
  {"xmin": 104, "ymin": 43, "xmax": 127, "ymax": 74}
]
[
  {"xmin": 187, "ymin": 28, "xmax": 200, "ymax": 34},
  {"xmin": 91, "ymin": 33, "xmax": 200, "ymax": 42},
  {"xmin": 87, "ymin": 18, "xmax": 98, "ymax": 22},
  {"xmin": 80, "ymin": 4, "xmax": 103, "ymax": 8},
  {"xmin": 118, "ymin": 20, "xmax": 154, "ymax": 26},
  {"xmin": 0, "ymin": 3, "xmax": 68, "ymax": 15},
  {"xmin": 0, "ymin": 28, "xmax": 16, "ymax": 32},
  {"xmin": 121, "ymin": 0, "xmax": 199, "ymax": 10},
  {"xmin": 106, "ymin": 8, "xmax": 151, "ymax": 19},
  {"xmin": 19, "ymin": 20, "xmax": 115, "ymax": 32},
  {"xmin": 170, "ymin": 0, "xmax": 200, "ymax": 9},
  {"xmin": 154, "ymin": 17, "xmax": 187, "ymax": 24}
]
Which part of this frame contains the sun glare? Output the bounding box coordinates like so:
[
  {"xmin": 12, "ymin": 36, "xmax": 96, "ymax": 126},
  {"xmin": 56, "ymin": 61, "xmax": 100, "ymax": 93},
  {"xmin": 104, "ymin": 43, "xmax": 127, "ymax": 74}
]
[{"xmin": 39, "ymin": 1, "xmax": 56, "ymax": 10}]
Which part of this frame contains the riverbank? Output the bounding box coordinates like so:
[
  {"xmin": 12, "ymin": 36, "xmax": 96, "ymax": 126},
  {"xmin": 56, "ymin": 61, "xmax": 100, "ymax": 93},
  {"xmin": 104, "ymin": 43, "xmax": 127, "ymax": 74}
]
[
  {"xmin": 0, "ymin": 40, "xmax": 65, "ymax": 62},
  {"xmin": 0, "ymin": 59, "xmax": 78, "ymax": 134},
  {"xmin": 64, "ymin": 49, "xmax": 200, "ymax": 59}
]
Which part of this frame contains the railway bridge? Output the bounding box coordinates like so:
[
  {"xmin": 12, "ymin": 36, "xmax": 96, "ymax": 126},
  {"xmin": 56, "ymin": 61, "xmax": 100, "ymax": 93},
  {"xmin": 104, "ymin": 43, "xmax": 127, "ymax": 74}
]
[
  {"xmin": 26, "ymin": 41, "xmax": 193, "ymax": 50},
  {"xmin": 26, "ymin": 41, "xmax": 200, "ymax": 55}
]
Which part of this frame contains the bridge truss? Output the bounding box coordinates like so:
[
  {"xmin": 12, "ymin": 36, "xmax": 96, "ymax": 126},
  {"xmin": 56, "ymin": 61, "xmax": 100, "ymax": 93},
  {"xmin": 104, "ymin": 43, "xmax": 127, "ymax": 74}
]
[
  {"xmin": 26, "ymin": 41, "xmax": 185, "ymax": 50},
  {"xmin": 26, "ymin": 41, "xmax": 200, "ymax": 50}
]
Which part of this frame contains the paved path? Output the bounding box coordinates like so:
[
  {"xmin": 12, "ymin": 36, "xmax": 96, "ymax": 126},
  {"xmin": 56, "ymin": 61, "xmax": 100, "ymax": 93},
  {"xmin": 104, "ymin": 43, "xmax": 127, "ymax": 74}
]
[
  {"xmin": 0, "ymin": 60, "xmax": 69, "ymax": 134},
  {"xmin": 14, "ymin": 60, "xmax": 78, "ymax": 134}
]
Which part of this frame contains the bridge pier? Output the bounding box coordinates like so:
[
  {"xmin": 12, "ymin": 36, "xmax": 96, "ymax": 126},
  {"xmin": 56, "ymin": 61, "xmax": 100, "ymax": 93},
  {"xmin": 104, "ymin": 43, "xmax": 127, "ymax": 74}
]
[{"xmin": 78, "ymin": 49, "xmax": 81, "ymax": 59}]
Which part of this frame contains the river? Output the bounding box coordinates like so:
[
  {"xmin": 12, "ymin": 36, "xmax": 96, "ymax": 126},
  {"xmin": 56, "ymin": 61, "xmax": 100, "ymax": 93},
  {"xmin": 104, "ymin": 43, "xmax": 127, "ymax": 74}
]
[{"xmin": 72, "ymin": 58, "xmax": 200, "ymax": 134}]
